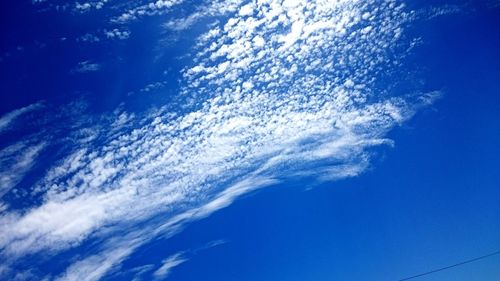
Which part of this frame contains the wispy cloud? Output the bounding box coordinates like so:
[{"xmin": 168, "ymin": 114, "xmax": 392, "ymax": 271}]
[
  {"xmin": 55, "ymin": 242, "xmax": 139, "ymax": 281},
  {"xmin": 194, "ymin": 239, "xmax": 227, "ymax": 253},
  {"xmin": 77, "ymin": 33, "xmax": 101, "ymax": 43},
  {"xmin": 140, "ymin": 81, "xmax": 168, "ymax": 93},
  {"xmin": 0, "ymin": 141, "xmax": 46, "ymax": 198},
  {"xmin": 152, "ymin": 253, "xmax": 187, "ymax": 280},
  {"xmin": 72, "ymin": 60, "xmax": 101, "ymax": 73},
  {"xmin": 415, "ymin": 4, "xmax": 465, "ymax": 20},
  {"xmin": 0, "ymin": 102, "xmax": 44, "ymax": 133},
  {"xmin": 163, "ymin": 0, "xmax": 244, "ymax": 31},
  {"xmin": 129, "ymin": 264, "xmax": 156, "ymax": 281},
  {"xmin": 114, "ymin": 0, "xmax": 186, "ymax": 23},
  {"xmin": 0, "ymin": 0, "xmax": 436, "ymax": 280}
]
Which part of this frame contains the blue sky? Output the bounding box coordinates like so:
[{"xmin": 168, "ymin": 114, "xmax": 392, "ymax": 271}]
[{"xmin": 0, "ymin": 1, "xmax": 499, "ymax": 280}]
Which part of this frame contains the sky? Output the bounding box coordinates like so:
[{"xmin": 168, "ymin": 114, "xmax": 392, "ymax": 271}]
[{"xmin": 0, "ymin": 0, "xmax": 499, "ymax": 280}]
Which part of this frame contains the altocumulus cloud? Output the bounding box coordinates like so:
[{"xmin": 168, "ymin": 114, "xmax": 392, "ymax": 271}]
[{"xmin": 1, "ymin": 0, "xmax": 440, "ymax": 280}]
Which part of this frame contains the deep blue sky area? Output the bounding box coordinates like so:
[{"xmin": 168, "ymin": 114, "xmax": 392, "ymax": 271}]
[{"xmin": 0, "ymin": 1, "xmax": 499, "ymax": 281}]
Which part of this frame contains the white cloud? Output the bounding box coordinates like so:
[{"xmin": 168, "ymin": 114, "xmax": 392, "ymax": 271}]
[
  {"xmin": 56, "ymin": 242, "xmax": 139, "ymax": 281},
  {"xmin": 105, "ymin": 29, "xmax": 131, "ymax": 40},
  {"xmin": 130, "ymin": 264, "xmax": 156, "ymax": 281},
  {"xmin": 417, "ymin": 4, "xmax": 464, "ymax": 20},
  {"xmin": 152, "ymin": 253, "xmax": 187, "ymax": 280},
  {"xmin": 77, "ymin": 29, "xmax": 130, "ymax": 44},
  {"xmin": 0, "ymin": 141, "xmax": 46, "ymax": 198},
  {"xmin": 164, "ymin": 0, "xmax": 244, "ymax": 31},
  {"xmin": 72, "ymin": 60, "xmax": 101, "ymax": 73},
  {"xmin": 77, "ymin": 33, "xmax": 100, "ymax": 43},
  {"xmin": 144, "ymin": 81, "xmax": 167, "ymax": 92},
  {"xmin": 0, "ymin": 102, "xmax": 44, "ymax": 133},
  {"xmin": 75, "ymin": 0, "xmax": 109, "ymax": 12},
  {"xmin": 114, "ymin": 0, "xmax": 186, "ymax": 23},
  {"xmin": 0, "ymin": 0, "xmax": 435, "ymax": 280}
]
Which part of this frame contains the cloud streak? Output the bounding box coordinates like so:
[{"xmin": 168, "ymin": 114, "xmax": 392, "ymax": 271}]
[
  {"xmin": 152, "ymin": 253, "xmax": 187, "ymax": 280},
  {"xmin": 0, "ymin": 142, "xmax": 46, "ymax": 199},
  {"xmin": 0, "ymin": 102, "xmax": 44, "ymax": 134}
]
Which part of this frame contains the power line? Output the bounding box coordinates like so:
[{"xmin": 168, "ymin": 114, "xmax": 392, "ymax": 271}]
[{"xmin": 399, "ymin": 250, "xmax": 500, "ymax": 281}]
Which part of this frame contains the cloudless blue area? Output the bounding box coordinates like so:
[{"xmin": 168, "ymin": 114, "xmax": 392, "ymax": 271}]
[{"xmin": 1, "ymin": 1, "xmax": 499, "ymax": 280}]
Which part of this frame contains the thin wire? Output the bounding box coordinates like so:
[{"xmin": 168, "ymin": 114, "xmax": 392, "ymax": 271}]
[{"xmin": 399, "ymin": 250, "xmax": 500, "ymax": 281}]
